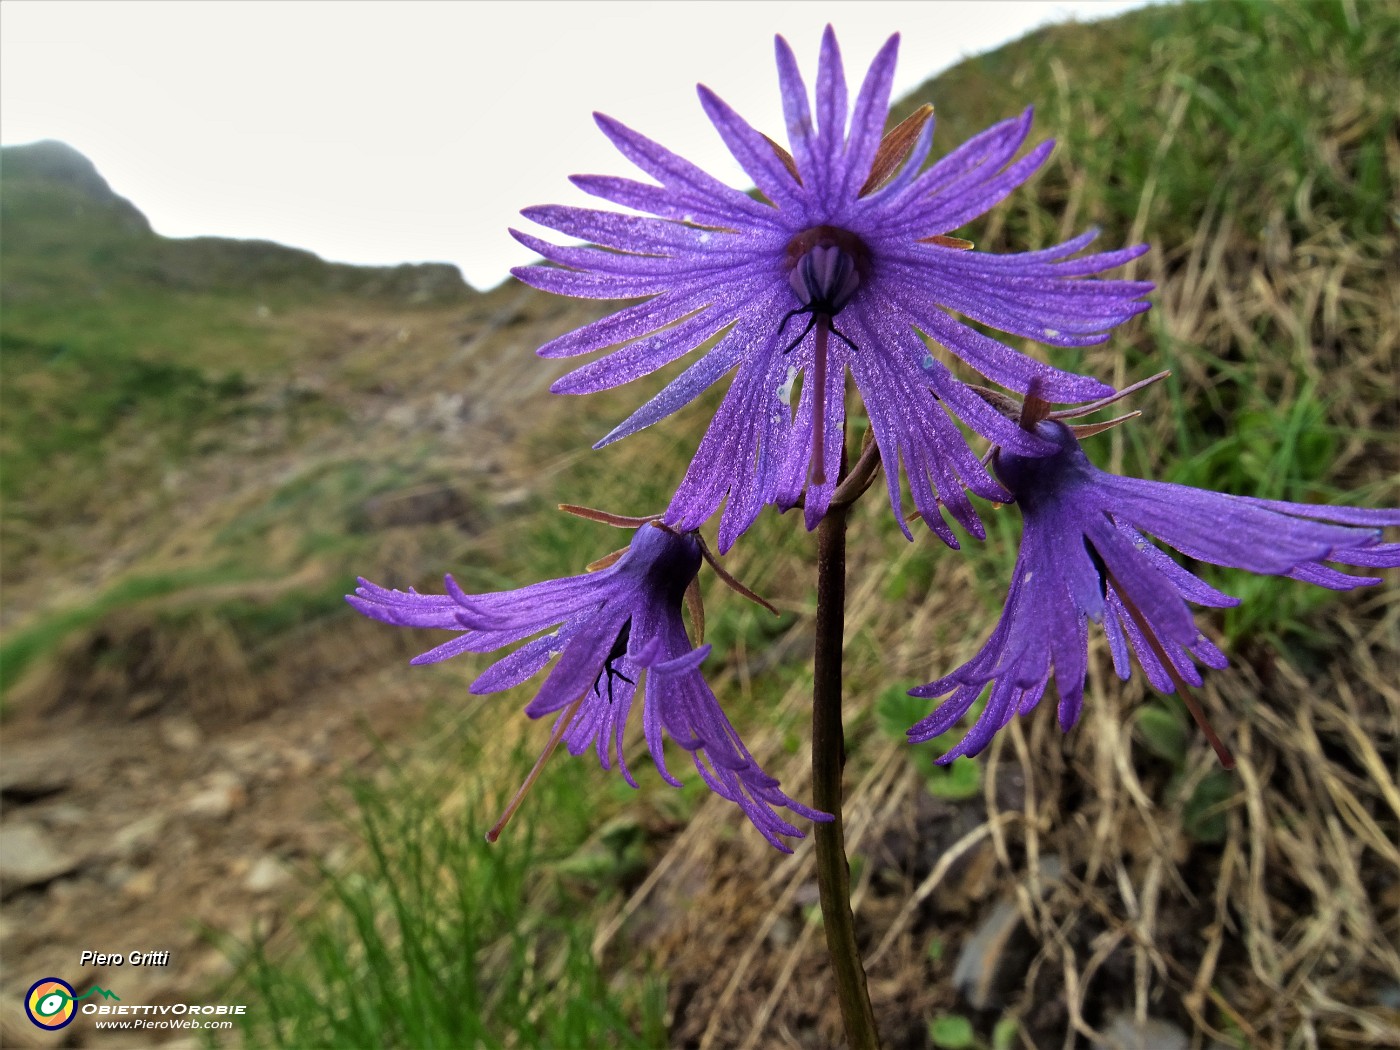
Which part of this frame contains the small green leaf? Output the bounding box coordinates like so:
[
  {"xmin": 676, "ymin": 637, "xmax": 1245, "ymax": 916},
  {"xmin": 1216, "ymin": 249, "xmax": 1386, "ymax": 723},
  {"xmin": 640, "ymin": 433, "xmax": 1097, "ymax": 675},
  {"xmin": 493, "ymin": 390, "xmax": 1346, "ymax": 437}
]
[
  {"xmin": 992, "ymin": 1016, "xmax": 1020, "ymax": 1050},
  {"xmin": 1183, "ymin": 769, "xmax": 1235, "ymax": 844},
  {"xmin": 876, "ymin": 686, "xmax": 929, "ymax": 742},
  {"xmin": 1135, "ymin": 704, "xmax": 1188, "ymax": 765},
  {"xmin": 928, "ymin": 1014, "xmax": 976, "ymax": 1049},
  {"xmin": 926, "ymin": 757, "xmax": 982, "ymax": 800}
]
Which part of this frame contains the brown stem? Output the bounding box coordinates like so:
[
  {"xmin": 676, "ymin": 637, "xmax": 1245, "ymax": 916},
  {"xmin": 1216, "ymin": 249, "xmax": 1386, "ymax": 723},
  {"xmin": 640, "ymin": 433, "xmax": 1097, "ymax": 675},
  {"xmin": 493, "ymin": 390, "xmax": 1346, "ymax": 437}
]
[{"xmin": 812, "ymin": 503, "xmax": 882, "ymax": 1049}]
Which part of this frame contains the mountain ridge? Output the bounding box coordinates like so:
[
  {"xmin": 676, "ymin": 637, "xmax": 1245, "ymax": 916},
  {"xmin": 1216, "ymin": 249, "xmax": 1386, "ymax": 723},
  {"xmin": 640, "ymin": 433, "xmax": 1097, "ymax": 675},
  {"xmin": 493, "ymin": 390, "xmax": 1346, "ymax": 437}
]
[{"xmin": 1, "ymin": 138, "xmax": 476, "ymax": 304}]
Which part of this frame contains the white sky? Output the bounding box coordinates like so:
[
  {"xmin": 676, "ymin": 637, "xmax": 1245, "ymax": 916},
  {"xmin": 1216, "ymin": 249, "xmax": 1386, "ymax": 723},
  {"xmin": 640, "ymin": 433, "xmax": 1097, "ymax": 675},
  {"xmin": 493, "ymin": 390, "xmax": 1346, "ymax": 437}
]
[{"xmin": 1, "ymin": 1, "xmax": 1156, "ymax": 291}]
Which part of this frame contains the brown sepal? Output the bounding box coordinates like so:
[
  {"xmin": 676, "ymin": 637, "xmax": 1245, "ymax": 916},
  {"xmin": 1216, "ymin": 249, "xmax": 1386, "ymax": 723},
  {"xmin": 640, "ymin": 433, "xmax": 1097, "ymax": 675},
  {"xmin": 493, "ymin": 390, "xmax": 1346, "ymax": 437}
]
[
  {"xmin": 1019, "ymin": 393, "xmax": 1053, "ymax": 429},
  {"xmin": 1068, "ymin": 411, "xmax": 1141, "ymax": 438},
  {"xmin": 694, "ymin": 533, "xmax": 779, "ymax": 616},
  {"xmin": 967, "ymin": 384, "xmax": 1022, "ymax": 422},
  {"xmin": 559, "ymin": 504, "xmax": 662, "ymax": 528},
  {"xmin": 918, "ymin": 234, "xmax": 975, "ymax": 250},
  {"xmin": 830, "ymin": 434, "xmax": 882, "ymax": 508},
  {"xmin": 1049, "ymin": 370, "xmax": 1171, "ymax": 421},
  {"xmin": 586, "ymin": 547, "xmax": 628, "ymax": 572},
  {"xmin": 684, "ymin": 578, "xmax": 705, "ymax": 647},
  {"xmin": 859, "ymin": 104, "xmax": 934, "ymax": 197},
  {"xmin": 763, "ymin": 134, "xmax": 803, "ymax": 185}
]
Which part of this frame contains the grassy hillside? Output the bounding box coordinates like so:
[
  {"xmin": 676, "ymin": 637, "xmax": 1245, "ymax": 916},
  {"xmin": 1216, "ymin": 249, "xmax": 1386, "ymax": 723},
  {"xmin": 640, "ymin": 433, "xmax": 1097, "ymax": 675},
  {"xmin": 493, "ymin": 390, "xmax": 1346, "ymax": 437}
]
[
  {"xmin": 1, "ymin": 141, "xmax": 535, "ymax": 702},
  {"xmin": 2, "ymin": 1, "xmax": 1398, "ymax": 1047}
]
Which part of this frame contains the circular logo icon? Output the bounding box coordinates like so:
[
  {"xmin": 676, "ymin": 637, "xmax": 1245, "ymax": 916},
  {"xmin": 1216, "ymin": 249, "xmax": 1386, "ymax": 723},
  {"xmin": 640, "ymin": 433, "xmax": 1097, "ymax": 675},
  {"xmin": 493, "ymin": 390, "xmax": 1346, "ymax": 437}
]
[{"xmin": 25, "ymin": 978, "xmax": 77, "ymax": 1030}]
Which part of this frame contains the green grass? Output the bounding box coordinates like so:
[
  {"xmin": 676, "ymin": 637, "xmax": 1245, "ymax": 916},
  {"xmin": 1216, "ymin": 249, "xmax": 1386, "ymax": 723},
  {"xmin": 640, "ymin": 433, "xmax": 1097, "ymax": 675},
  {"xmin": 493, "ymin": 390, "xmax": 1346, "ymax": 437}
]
[
  {"xmin": 0, "ymin": 565, "xmax": 261, "ymax": 695},
  {"xmin": 223, "ymin": 740, "xmax": 668, "ymax": 1050},
  {"xmin": 902, "ymin": 0, "xmax": 1399, "ymax": 247},
  {"xmin": 0, "ymin": 331, "xmax": 257, "ymax": 503}
]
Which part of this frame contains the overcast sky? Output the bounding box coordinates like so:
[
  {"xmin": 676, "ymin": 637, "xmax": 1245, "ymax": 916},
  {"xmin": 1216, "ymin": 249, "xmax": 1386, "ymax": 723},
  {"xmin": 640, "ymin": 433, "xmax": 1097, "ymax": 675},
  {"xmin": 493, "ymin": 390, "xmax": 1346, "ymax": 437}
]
[{"xmin": 1, "ymin": 1, "xmax": 1156, "ymax": 290}]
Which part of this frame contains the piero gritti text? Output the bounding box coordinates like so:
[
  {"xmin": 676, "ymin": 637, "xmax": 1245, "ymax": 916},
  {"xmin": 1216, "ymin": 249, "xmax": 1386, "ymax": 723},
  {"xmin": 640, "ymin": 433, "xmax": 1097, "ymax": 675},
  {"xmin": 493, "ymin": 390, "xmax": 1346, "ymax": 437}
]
[{"xmin": 80, "ymin": 950, "xmax": 170, "ymax": 967}]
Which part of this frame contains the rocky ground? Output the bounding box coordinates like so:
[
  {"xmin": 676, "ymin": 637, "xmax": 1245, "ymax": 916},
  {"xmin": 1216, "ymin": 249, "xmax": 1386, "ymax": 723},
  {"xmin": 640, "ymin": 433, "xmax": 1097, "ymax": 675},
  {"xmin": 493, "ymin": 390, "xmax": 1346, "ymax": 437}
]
[{"xmin": 0, "ymin": 662, "xmax": 424, "ymax": 1048}]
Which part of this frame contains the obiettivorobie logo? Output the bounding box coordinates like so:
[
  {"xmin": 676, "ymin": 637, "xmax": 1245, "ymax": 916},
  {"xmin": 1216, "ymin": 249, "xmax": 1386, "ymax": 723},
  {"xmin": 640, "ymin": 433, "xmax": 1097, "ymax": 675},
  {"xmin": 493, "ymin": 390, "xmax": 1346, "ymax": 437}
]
[
  {"xmin": 23, "ymin": 976, "xmax": 248, "ymax": 1032},
  {"xmin": 24, "ymin": 978, "xmax": 120, "ymax": 1030}
]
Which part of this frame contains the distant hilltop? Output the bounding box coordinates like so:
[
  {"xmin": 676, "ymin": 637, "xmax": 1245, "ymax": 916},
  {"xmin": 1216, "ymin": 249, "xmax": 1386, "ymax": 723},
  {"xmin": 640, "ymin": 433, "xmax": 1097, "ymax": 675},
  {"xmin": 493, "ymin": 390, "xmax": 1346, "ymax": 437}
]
[
  {"xmin": 1, "ymin": 139, "xmax": 152, "ymax": 233},
  {"xmin": 0, "ymin": 139, "xmax": 476, "ymax": 304}
]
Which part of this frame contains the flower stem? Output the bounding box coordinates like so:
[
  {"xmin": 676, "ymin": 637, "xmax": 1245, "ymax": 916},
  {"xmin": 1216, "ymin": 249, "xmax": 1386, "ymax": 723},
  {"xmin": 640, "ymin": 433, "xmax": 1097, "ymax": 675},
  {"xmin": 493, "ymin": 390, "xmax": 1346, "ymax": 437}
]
[{"xmin": 812, "ymin": 502, "xmax": 881, "ymax": 1049}]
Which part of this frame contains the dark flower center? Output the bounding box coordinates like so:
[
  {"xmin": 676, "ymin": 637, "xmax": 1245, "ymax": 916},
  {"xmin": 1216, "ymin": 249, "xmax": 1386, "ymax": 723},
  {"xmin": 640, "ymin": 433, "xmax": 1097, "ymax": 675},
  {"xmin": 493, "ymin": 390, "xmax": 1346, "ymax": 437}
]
[
  {"xmin": 784, "ymin": 225, "xmax": 868, "ymax": 316},
  {"xmin": 790, "ymin": 244, "xmax": 861, "ymax": 316},
  {"xmin": 777, "ymin": 228, "xmax": 871, "ymax": 488},
  {"xmin": 779, "ymin": 226, "xmax": 868, "ymax": 356}
]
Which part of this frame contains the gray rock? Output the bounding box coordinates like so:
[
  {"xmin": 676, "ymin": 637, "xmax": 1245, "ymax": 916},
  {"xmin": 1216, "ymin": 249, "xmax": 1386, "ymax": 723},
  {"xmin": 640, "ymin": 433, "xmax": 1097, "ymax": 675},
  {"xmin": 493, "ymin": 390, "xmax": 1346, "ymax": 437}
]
[
  {"xmin": 158, "ymin": 716, "xmax": 203, "ymax": 752},
  {"xmin": 952, "ymin": 899, "xmax": 1023, "ymax": 1010},
  {"xmin": 120, "ymin": 868, "xmax": 159, "ymax": 900},
  {"xmin": 0, "ymin": 751, "xmax": 73, "ymax": 802},
  {"xmin": 0, "ymin": 823, "xmax": 79, "ymax": 896},
  {"xmin": 1375, "ymin": 982, "xmax": 1400, "ymax": 1010},
  {"xmin": 182, "ymin": 773, "xmax": 246, "ymax": 820},
  {"xmin": 245, "ymin": 855, "xmax": 292, "ymax": 893},
  {"xmin": 1093, "ymin": 1013, "xmax": 1190, "ymax": 1050},
  {"xmin": 953, "ymin": 856, "xmax": 1066, "ymax": 1011},
  {"xmin": 113, "ymin": 813, "xmax": 166, "ymax": 859}
]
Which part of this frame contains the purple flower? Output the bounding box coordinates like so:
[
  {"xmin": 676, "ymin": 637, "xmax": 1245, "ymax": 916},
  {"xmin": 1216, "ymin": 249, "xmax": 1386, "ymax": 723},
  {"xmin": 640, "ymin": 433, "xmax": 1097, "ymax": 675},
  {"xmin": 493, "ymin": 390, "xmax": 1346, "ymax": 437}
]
[
  {"xmin": 348, "ymin": 523, "xmax": 829, "ymax": 851},
  {"xmin": 512, "ymin": 27, "xmax": 1152, "ymax": 551},
  {"xmin": 908, "ymin": 419, "xmax": 1400, "ymax": 761}
]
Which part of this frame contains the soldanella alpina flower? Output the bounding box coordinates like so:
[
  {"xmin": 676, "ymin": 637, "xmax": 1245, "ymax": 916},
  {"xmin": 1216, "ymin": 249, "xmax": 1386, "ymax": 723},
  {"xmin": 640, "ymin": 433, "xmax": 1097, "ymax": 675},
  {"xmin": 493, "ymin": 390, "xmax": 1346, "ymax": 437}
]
[
  {"xmin": 348, "ymin": 522, "xmax": 829, "ymax": 851},
  {"xmin": 345, "ymin": 19, "xmax": 1397, "ymax": 1044},
  {"xmin": 908, "ymin": 409, "xmax": 1400, "ymax": 763},
  {"xmin": 512, "ymin": 26, "xmax": 1152, "ymax": 551}
]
